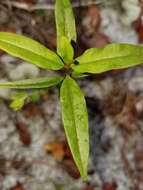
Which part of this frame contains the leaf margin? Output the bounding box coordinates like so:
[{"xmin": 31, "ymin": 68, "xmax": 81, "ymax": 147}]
[
  {"xmin": 72, "ymin": 43, "xmax": 143, "ymax": 74},
  {"xmin": 0, "ymin": 32, "xmax": 64, "ymax": 70},
  {"xmin": 55, "ymin": 0, "xmax": 77, "ymax": 53},
  {"xmin": 0, "ymin": 76, "xmax": 63, "ymax": 89},
  {"xmin": 60, "ymin": 75, "xmax": 89, "ymax": 180}
]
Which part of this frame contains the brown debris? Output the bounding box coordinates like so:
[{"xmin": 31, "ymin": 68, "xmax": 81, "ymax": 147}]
[
  {"xmin": 102, "ymin": 182, "xmax": 117, "ymax": 190},
  {"xmin": 23, "ymin": 103, "xmax": 43, "ymax": 117},
  {"xmin": 85, "ymin": 32, "xmax": 110, "ymax": 48},
  {"xmin": 79, "ymin": 4, "xmax": 109, "ymax": 49},
  {"xmin": 44, "ymin": 141, "xmax": 66, "ymax": 161},
  {"xmin": 16, "ymin": 122, "xmax": 31, "ymax": 146},
  {"xmin": 116, "ymin": 93, "xmax": 138, "ymax": 134},
  {"xmin": 80, "ymin": 185, "xmax": 94, "ymax": 190},
  {"xmin": 133, "ymin": 18, "xmax": 143, "ymax": 43},
  {"xmin": 104, "ymin": 81, "xmax": 126, "ymax": 116},
  {"xmin": 44, "ymin": 140, "xmax": 80, "ymax": 178},
  {"xmin": 10, "ymin": 183, "xmax": 26, "ymax": 190},
  {"xmin": 87, "ymin": 5, "xmax": 101, "ymax": 30},
  {"xmin": 134, "ymin": 148, "xmax": 143, "ymax": 182},
  {"xmin": 19, "ymin": 0, "xmax": 34, "ymax": 4},
  {"xmin": 62, "ymin": 159, "xmax": 80, "ymax": 179}
]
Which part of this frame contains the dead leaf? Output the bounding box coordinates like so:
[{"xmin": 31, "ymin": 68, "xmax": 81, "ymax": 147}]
[
  {"xmin": 102, "ymin": 182, "xmax": 117, "ymax": 190},
  {"xmin": 134, "ymin": 149, "xmax": 143, "ymax": 172},
  {"xmin": 23, "ymin": 103, "xmax": 43, "ymax": 117},
  {"xmin": 116, "ymin": 93, "xmax": 138, "ymax": 134},
  {"xmin": 104, "ymin": 81, "xmax": 126, "ymax": 116},
  {"xmin": 62, "ymin": 159, "xmax": 80, "ymax": 179},
  {"xmin": 19, "ymin": 0, "xmax": 33, "ymax": 4},
  {"xmin": 16, "ymin": 122, "xmax": 31, "ymax": 146},
  {"xmin": 133, "ymin": 18, "xmax": 143, "ymax": 43},
  {"xmin": 41, "ymin": 94, "xmax": 49, "ymax": 101},
  {"xmin": 81, "ymin": 185, "xmax": 94, "ymax": 190},
  {"xmin": 44, "ymin": 141, "xmax": 66, "ymax": 161},
  {"xmin": 86, "ymin": 32, "xmax": 110, "ymax": 48},
  {"xmin": 88, "ymin": 5, "xmax": 101, "ymax": 29},
  {"xmin": 44, "ymin": 140, "xmax": 80, "ymax": 178},
  {"xmin": 10, "ymin": 183, "xmax": 26, "ymax": 190}
]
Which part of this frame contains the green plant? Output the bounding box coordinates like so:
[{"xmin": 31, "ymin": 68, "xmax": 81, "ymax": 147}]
[{"xmin": 0, "ymin": 0, "xmax": 143, "ymax": 180}]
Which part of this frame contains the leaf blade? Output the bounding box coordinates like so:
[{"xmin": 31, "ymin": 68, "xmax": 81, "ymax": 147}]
[
  {"xmin": 10, "ymin": 92, "xmax": 28, "ymax": 110},
  {"xmin": 0, "ymin": 76, "xmax": 63, "ymax": 89},
  {"xmin": 58, "ymin": 36, "xmax": 74, "ymax": 63},
  {"xmin": 10, "ymin": 99, "xmax": 25, "ymax": 110},
  {"xmin": 60, "ymin": 75, "xmax": 89, "ymax": 180},
  {"xmin": 72, "ymin": 44, "xmax": 143, "ymax": 74},
  {"xmin": 55, "ymin": 0, "xmax": 77, "ymax": 53},
  {"xmin": 0, "ymin": 32, "xmax": 64, "ymax": 70}
]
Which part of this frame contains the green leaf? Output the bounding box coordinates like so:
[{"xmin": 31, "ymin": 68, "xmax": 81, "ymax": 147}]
[
  {"xmin": 29, "ymin": 91, "xmax": 41, "ymax": 102},
  {"xmin": 10, "ymin": 98, "xmax": 25, "ymax": 110},
  {"xmin": 0, "ymin": 32, "xmax": 64, "ymax": 70},
  {"xmin": 72, "ymin": 71, "xmax": 90, "ymax": 78},
  {"xmin": 10, "ymin": 91, "xmax": 28, "ymax": 100},
  {"xmin": 10, "ymin": 92, "xmax": 28, "ymax": 110},
  {"xmin": 58, "ymin": 36, "xmax": 74, "ymax": 63},
  {"xmin": 72, "ymin": 44, "xmax": 143, "ymax": 74},
  {"xmin": 55, "ymin": 0, "xmax": 77, "ymax": 53},
  {"xmin": 0, "ymin": 76, "xmax": 63, "ymax": 89},
  {"xmin": 60, "ymin": 75, "xmax": 89, "ymax": 180}
]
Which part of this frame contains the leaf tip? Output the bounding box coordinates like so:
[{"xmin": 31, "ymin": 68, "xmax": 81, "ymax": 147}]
[{"xmin": 81, "ymin": 172, "xmax": 88, "ymax": 182}]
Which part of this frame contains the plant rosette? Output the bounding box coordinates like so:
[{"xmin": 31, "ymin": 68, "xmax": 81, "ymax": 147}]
[{"xmin": 0, "ymin": 0, "xmax": 143, "ymax": 180}]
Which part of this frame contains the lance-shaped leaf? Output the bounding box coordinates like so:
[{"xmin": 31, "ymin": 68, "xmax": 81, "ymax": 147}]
[
  {"xmin": 0, "ymin": 76, "xmax": 63, "ymax": 89},
  {"xmin": 10, "ymin": 92, "xmax": 28, "ymax": 110},
  {"xmin": 58, "ymin": 36, "xmax": 74, "ymax": 63},
  {"xmin": 55, "ymin": 0, "xmax": 77, "ymax": 53},
  {"xmin": 60, "ymin": 75, "xmax": 89, "ymax": 180},
  {"xmin": 0, "ymin": 32, "xmax": 64, "ymax": 70},
  {"xmin": 10, "ymin": 98, "xmax": 26, "ymax": 110},
  {"xmin": 72, "ymin": 44, "xmax": 143, "ymax": 74}
]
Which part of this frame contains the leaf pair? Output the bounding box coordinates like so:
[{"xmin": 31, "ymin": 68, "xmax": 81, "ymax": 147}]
[
  {"xmin": 55, "ymin": 1, "xmax": 89, "ymax": 180},
  {"xmin": 0, "ymin": 31, "xmax": 65, "ymax": 109}
]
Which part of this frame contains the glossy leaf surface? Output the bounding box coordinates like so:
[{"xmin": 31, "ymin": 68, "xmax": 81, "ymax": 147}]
[
  {"xmin": 72, "ymin": 44, "xmax": 143, "ymax": 74},
  {"xmin": 55, "ymin": 0, "xmax": 76, "ymax": 53},
  {"xmin": 60, "ymin": 75, "xmax": 89, "ymax": 180},
  {"xmin": 58, "ymin": 36, "xmax": 74, "ymax": 63},
  {"xmin": 0, "ymin": 76, "xmax": 63, "ymax": 89},
  {"xmin": 0, "ymin": 32, "xmax": 64, "ymax": 70},
  {"xmin": 10, "ymin": 92, "xmax": 28, "ymax": 110}
]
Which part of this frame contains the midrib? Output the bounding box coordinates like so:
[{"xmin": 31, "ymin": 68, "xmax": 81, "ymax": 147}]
[{"xmin": 67, "ymin": 79, "xmax": 84, "ymax": 173}]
